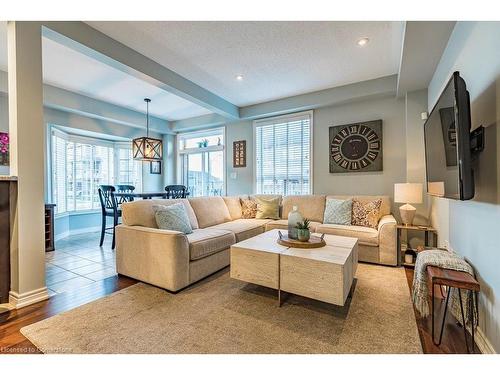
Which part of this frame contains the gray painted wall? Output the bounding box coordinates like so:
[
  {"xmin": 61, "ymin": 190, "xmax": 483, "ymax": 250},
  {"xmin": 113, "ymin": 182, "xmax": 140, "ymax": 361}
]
[
  {"xmin": 313, "ymin": 96, "xmax": 406, "ymax": 212},
  {"xmin": 405, "ymin": 89, "xmax": 431, "ymax": 223},
  {"xmin": 428, "ymin": 21, "xmax": 500, "ymax": 352},
  {"xmin": 225, "ymin": 120, "xmax": 254, "ymax": 196},
  {"xmin": 222, "ymin": 96, "xmax": 410, "ymax": 215}
]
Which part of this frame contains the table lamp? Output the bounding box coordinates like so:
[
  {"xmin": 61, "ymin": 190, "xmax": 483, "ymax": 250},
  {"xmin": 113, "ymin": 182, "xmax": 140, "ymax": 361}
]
[{"xmin": 394, "ymin": 183, "xmax": 423, "ymax": 225}]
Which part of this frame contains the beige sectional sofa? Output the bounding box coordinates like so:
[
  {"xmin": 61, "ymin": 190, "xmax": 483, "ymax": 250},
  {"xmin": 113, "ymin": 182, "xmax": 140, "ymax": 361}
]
[{"xmin": 116, "ymin": 194, "xmax": 397, "ymax": 292}]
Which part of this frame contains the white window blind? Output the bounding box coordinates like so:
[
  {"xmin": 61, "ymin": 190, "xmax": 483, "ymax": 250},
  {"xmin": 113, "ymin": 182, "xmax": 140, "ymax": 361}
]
[
  {"xmin": 51, "ymin": 129, "xmax": 143, "ymax": 215},
  {"xmin": 116, "ymin": 143, "xmax": 143, "ymax": 188},
  {"xmin": 255, "ymin": 112, "xmax": 311, "ymax": 195}
]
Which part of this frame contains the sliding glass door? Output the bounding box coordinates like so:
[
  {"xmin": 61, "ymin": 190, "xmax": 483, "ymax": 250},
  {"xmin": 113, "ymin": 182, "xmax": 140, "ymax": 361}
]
[{"xmin": 183, "ymin": 150, "xmax": 224, "ymax": 197}]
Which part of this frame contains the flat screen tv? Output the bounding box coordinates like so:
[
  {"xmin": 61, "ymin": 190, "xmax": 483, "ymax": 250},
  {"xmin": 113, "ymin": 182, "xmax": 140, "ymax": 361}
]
[{"xmin": 424, "ymin": 71, "xmax": 480, "ymax": 200}]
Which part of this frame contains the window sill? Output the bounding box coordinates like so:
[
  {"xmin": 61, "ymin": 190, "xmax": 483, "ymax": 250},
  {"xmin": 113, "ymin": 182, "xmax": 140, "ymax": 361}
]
[{"xmin": 55, "ymin": 209, "xmax": 101, "ymax": 219}]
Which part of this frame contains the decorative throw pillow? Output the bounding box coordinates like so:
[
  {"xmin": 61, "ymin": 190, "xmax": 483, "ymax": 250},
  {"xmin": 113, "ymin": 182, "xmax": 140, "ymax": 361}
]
[
  {"xmin": 323, "ymin": 198, "xmax": 352, "ymax": 225},
  {"xmin": 351, "ymin": 199, "xmax": 382, "ymax": 229},
  {"xmin": 254, "ymin": 196, "xmax": 280, "ymax": 220},
  {"xmin": 240, "ymin": 198, "xmax": 257, "ymax": 219},
  {"xmin": 153, "ymin": 203, "xmax": 193, "ymax": 234}
]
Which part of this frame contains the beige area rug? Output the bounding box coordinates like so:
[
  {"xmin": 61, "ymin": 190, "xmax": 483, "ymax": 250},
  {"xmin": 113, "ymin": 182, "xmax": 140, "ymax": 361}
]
[{"xmin": 21, "ymin": 263, "xmax": 422, "ymax": 354}]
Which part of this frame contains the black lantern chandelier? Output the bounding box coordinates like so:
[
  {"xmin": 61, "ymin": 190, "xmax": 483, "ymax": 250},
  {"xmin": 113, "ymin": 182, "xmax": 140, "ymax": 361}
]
[{"xmin": 132, "ymin": 98, "xmax": 163, "ymax": 161}]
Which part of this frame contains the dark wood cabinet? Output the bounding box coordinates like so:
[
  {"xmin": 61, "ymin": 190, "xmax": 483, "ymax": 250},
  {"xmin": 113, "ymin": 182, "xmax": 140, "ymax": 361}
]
[
  {"xmin": 0, "ymin": 179, "xmax": 16, "ymax": 304},
  {"xmin": 45, "ymin": 204, "xmax": 56, "ymax": 252}
]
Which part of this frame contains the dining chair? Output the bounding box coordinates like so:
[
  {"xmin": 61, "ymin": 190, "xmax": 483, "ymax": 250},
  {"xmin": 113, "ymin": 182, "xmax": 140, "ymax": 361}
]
[
  {"xmin": 164, "ymin": 185, "xmax": 187, "ymax": 199},
  {"xmin": 98, "ymin": 185, "xmax": 121, "ymax": 249},
  {"xmin": 115, "ymin": 184, "xmax": 136, "ymax": 204}
]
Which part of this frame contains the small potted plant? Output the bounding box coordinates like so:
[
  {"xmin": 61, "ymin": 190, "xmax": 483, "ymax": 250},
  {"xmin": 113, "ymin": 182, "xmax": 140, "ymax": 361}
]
[{"xmin": 295, "ymin": 218, "xmax": 311, "ymax": 242}]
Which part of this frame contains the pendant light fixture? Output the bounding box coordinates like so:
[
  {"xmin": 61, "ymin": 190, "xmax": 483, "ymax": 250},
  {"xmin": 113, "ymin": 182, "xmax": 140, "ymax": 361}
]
[{"xmin": 132, "ymin": 98, "xmax": 163, "ymax": 161}]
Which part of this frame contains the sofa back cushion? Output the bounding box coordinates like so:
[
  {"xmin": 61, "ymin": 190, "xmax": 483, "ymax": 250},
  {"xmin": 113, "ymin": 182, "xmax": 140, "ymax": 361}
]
[
  {"xmin": 281, "ymin": 195, "xmax": 326, "ymax": 223},
  {"xmin": 240, "ymin": 198, "xmax": 258, "ymax": 218},
  {"xmin": 327, "ymin": 195, "xmax": 391, "ymax": 219},
  {"xmin": 189, "ymin": 196, "xmax": 232, "ymax": 228},
  {"xmin": 351, "ymin": 198, "xmax": 382, "ymax": 229},
  {"xmin": 323, "ymin": 198, "xmax": 352, "ymax": 225},
  {"xmin": 254, "ymin": 196, "xmax": 281, "ymax": 219},
  {"xmin": 222, "ymin": 196, "xmax": 246, "ymax": 220},
  {"xmin": 153, "ymin": 203, "xmax": 193, "ymax": 234},
  {"xmin": 121, "ymin": 199, "xmax": 199, "ymax": 229},
  {"xmin": 250, "ymin": 194, "xmax": 282, "ymax": 205}
]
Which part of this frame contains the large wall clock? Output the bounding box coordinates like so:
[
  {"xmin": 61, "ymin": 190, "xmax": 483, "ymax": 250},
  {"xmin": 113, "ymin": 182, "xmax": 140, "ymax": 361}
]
[{"xmin": 329, "ymin": 120, "xmax": 383, "ymax": 173}]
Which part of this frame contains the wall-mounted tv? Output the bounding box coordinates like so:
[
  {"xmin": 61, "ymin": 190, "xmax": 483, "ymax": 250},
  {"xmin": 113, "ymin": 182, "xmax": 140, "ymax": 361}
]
[{"xmin": 424, "ymin": 71, "xmax": 483, "ymax": 200}]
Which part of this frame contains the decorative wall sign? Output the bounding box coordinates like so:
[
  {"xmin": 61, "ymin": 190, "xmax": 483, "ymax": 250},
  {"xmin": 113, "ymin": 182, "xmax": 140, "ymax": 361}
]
[
  {"xmin": 329, "ymin": 120, "xmax": 383, "ymax": 173},
  {"xmin": 233, "ymin": 140, "xmax": 246, "ymax": 168},
  {"xmin": 150, "ymin": 160, "xmax": 162, "ymax": 174},
  {"xmin": 0, "ymin": 132, "xmax": 9, "ymax": 166}
]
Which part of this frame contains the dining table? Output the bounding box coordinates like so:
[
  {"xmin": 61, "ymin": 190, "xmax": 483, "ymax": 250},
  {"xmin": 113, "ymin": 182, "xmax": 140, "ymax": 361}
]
[{"xmin": 113, "ymin": 191, "xmax": 190, "ymax": 201}]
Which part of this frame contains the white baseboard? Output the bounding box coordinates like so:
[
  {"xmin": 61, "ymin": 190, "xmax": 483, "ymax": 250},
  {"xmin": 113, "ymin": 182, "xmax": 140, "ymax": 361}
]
[
  {"xmin": 9, "ymin": 287, "xmax": 50, "ymax": 309},
  {"xmin": 474, "ymin": 326, "xmax": 496, "ymax": 354},
  {"xmin": 55, "ymin": 226, "xmax": 101, "ymax": 241}
]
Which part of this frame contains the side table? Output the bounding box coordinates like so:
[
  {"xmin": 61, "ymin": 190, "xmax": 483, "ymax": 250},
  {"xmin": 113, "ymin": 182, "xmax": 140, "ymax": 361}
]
[
  {"xmin": 427, "ymin": 265, "xmax": 480, "ymax": 353},
  {"xmin": 396, "ymin": 224, "xmax": 437, "ymax": 266}
]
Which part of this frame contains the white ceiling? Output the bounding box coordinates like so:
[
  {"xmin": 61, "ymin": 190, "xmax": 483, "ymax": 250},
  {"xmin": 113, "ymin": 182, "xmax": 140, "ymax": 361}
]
[
  {"xmin": 87, "ymin": 21, "xmax": 405, "ymax": 106},
  {"xmin": 1, "ymin": 21, "xmax": 405, "ymax": 120},
  {"xmin": 0, "ymin": 22, "xmax": 212, "ymax": 121}
]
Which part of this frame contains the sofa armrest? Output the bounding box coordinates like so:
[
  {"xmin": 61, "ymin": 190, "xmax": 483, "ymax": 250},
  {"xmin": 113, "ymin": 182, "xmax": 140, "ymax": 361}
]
[
  {"xmin": 377, "ymin": 215, "xmax": 397, "ymax": 266},
  {"xmin": 115, "ymin": 225, "xmax": 190, "ymax": 291}
]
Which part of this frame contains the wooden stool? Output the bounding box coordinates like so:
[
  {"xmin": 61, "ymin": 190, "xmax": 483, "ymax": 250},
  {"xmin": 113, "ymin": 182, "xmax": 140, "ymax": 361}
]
[{"xmin": 427, "ymin": 266, "xmax": 480, "ymax": 353}]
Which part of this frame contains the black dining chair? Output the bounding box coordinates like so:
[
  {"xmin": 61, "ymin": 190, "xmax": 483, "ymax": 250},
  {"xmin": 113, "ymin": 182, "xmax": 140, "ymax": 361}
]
[
  {"xmin": 115, "ymin": 184, "xmax": 136, "ymax": 204},
  {"xmin": 165, "ymin": 185, "xmax": 187, "ymax": 199},
  {"xmin": 98, "ymin": 185, "xmax": 121, "ymax": 249}
]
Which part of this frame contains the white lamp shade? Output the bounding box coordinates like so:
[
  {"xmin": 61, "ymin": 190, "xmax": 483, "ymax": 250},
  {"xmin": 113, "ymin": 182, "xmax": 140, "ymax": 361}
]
[{"xmin": 394, "ymin": 183, "xmax": 423, "ymax": 204}]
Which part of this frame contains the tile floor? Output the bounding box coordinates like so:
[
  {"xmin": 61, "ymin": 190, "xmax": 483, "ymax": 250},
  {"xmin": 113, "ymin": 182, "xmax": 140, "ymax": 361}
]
[{"xmin": 45, "ymin": 232, "xmax": 117, "ymax": 296}]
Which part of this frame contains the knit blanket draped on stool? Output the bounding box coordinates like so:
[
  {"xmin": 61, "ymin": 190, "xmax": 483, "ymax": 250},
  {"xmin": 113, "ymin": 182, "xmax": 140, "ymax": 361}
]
[{"xmin": 412, "ymin": 250, "xmax": 477, "ymax": 326}]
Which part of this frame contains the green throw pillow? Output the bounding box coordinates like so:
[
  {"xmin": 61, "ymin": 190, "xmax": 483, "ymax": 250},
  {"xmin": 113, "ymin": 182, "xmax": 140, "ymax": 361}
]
[
  {"xmin": 254, "ymin": 197, "xmax": 280, "ymax": 219},
  {"xmin": 323, "ymin": 198, "xmax": 352, "ymax": 225},
  {"xmin": 153, "ymin": 203, "xmax": 193, "ymax": 234}
]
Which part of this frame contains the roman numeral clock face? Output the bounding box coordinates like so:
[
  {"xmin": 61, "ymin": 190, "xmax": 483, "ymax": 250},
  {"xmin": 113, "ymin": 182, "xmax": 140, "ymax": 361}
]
[{"xmin": 329, "ymin": 121, "xmax": 383, "ymax": 173}]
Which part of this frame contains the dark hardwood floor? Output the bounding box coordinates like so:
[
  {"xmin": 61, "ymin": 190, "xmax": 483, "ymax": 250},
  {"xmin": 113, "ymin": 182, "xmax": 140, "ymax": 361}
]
[
  {"xmin": 404, "ymin": 266, "xmax": 479, "ymax": 354},
  {"xmin": 1, "ymin": 266, "xmax": 479, "ymax": 354}
]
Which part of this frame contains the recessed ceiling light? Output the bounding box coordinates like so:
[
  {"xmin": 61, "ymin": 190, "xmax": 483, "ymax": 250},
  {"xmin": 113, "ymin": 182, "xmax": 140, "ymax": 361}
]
[
  {"xmin": 357, "ymin": 37, "xmax": 370, "ymax": 47},
  {"xmin": 235, "ymin": 74, "xmax": 244, "ymax": 81}
]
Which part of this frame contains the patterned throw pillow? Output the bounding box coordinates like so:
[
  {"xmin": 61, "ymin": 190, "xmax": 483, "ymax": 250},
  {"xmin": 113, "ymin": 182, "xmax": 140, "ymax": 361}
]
[
  {"xmin": 153, "ymin": 203, "xmax": 193, "ymax": 234},
  {"xmin": 323, "ymin": 198, "xmax": 352, "ymax": 225},
  {"xmin": 351, "ymin": 199, "xmax": 382, "ymax": 229},
  {"xmin": 254, "ymin": 196, "xmax": 280, "ymax": 220},
  {"xmin": 240, "ymin": 199, "xmax": 257, "ymax": 219}
]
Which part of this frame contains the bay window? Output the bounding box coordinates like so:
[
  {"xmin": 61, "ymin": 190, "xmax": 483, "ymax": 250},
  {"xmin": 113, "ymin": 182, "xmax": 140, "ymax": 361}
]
[{"xmin": 51, "ymin": 128, "xmax": 143, "ymax": 215}]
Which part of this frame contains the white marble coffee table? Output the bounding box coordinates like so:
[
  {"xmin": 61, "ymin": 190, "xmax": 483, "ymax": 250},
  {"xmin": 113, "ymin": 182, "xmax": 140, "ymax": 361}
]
[{"xmin": 230, "ymin": 229, "xmax": 358, "ymax": 306}]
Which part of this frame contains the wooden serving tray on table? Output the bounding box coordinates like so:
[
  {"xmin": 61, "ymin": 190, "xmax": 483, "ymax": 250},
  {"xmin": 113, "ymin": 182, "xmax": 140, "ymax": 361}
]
[{"xmin": 277, "ymin": 232, "xmax": 326, "ymax": 249}]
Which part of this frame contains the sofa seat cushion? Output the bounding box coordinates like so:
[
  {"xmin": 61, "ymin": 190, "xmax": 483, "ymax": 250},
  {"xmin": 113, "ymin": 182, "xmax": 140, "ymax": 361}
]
[
  {"xmin": 316, "ymin": 224, "xmax": 379, "ymax": 246},
  {"xmin": 265, "ymin": 219, "xmax": 321, "ymax": 233},
  {"xmin": 186, "ymin": 229, "xmax": 236, "ymax": 261},
  {"xmin": 211, "ymin": 218, "xmax": 271, "ymax": 242}
]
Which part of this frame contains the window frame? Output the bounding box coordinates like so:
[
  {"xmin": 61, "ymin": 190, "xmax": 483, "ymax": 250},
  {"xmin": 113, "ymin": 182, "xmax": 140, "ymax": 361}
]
[
  {"xmin": 176, "ymin": 127, "xmax": 226, "ymax": 197},
  {"xmin": 252, "ymin": 110, "xmax": 313, "ymax": 195},
  {"xmin": 48, "ymin": 125, "xmax": 143, "ymax": 217}
]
